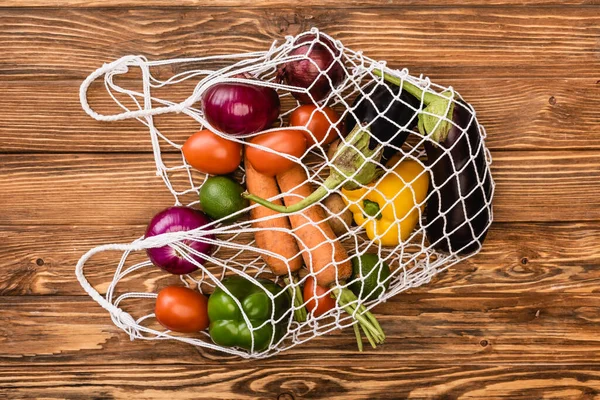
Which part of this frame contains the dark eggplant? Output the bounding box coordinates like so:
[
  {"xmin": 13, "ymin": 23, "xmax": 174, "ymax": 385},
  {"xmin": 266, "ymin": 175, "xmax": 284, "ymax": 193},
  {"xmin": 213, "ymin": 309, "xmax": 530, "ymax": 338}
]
[
  {"xmin": 373, "ymin": 70, "xmax": 493, "ymax": 254},
  {"xmin": 423, "ymin": 100, "xmax": 493, "ymax": 254},
  {"xmin": 345, "ymin": 81, "xmax": 421, "ymax": 162}
]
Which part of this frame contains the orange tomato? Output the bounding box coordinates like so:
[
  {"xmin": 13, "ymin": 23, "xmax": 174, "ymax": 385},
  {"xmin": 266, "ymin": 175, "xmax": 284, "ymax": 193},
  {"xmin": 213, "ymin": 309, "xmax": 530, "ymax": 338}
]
[
  {"xmin": 289, "ymin": 105, "xmax": 341, "ymax": 146},
  {"xmin": 246, "ymin": 129, "xmax": 307, "ymax": 177},
  {"xmin": 155, "ymin": 286, "xmax": 209, "ymax": 333},
  {"xmin": 182, "ymin": 129, "xmax": 242, "ymax": 175},
  {"xmin": 303, "ymin": 276, "xmax": 336, "ymax": 317}
]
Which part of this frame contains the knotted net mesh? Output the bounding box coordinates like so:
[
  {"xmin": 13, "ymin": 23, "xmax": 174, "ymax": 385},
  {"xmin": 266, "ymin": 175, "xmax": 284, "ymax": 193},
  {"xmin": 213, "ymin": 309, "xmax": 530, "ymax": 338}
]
[{"xmin": 76, "ymin": 28, "xmax": 494, "ymax": 358}]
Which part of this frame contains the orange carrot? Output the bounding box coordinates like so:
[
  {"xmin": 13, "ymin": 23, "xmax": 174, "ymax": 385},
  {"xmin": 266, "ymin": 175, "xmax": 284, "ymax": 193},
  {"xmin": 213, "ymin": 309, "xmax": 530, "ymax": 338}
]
[
  {"xmin": 244, "ymin": 155, "xmax": 302, "ymax": 276},
  {"xmin": 276, "ymin": 165, "xmax": 385, "ymax": 349},
  {"xmin": 275, "ymin": 165, "xmax": 352, "ymax": 287}
]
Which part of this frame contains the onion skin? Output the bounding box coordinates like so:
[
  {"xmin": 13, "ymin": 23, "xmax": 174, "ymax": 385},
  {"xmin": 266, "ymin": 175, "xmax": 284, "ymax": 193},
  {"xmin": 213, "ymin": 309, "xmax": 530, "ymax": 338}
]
[
  {"xmin": 202, "ymin": 82, "xmax": 280, "ymax": 136},
  {"xmin": 279, "ymin": 34, "xmax": 345, "ymax": 104},
  {"xmin": 145, "ymin": 206, "xmax": 215, "ymax": 275}
]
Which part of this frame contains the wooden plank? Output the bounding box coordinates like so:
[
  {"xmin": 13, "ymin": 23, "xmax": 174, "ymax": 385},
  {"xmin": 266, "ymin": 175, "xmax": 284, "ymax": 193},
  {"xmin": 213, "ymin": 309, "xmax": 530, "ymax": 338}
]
[
  {"xmin": 2, "ymin": 222, "xmax": 599, "ymax": 296},
  {"xmin": 1, "ymin": 364, "xmax": 600, "ymax": 400},
  {"xmin": 1, "ymin": 7, "xmax": 599, "ymax": 81},
  {"xmin": 1, "ymin": 151, "xmax": 599, "ymax": 225},
  {"xmin": 2, "ymin": 0, "xmax": 599, "ymax": 7},
  {"xmin": 2, "ymin": 77, "xmax": 598, "ymax": 153},
  {"xmin": 1, "ymin": 293, "xmax": 600, "ymax": 366}
]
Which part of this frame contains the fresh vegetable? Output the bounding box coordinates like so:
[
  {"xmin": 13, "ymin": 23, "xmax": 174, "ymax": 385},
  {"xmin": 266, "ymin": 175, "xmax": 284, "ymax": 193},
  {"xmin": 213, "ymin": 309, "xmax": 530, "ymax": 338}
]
[
  {"xmin": 374, "ymin": 70, "xmax": 493, "ymax": 254},
  {"xmin": 323, "ymin": 194, "xmax": 353, "ymax": 236},
  {"xmin": 327, "ymin": 139, "xmax": 341, "ymax": 160},
  {"xmin": 244, "ymin": 155, "xmax": 306, "ymax": 322},
  {"xmin": 349, "ymin": 254, "xmax": 391, "ymax": 302},
  {"xmin": 155, "ymin": 286, "xmax": 209, "ymax": 333},
  {"xmin": 276, "ymin": 165, "xmax": 385, "ymax": 349},
  {"xmin": 289, "ymin": 105, "xmax": 341, "ymax": 145},
  {"xmin": 243, "ymin": 123, "xmax": 381, "ymax": 213},
  {"xmin": 303, "ymin": 276, "xmax": 336, "ymax": 317},
  {"xmin": 245, "ymin": 129, "xmax": 307, "ymax": 177},
  {"xmin": 342, "ymin": 159, "xmax": 429, "ymax": 246},
  {"xmin": 207, "ymin": 276, "xmax": 290, "ymax": 352},
  {"xmin": 182, "ymin": 129, "xmax": 242, "ymax": 175},
  {"xmin": 422, "ymin": 100, "xmax": 493, "ymax": 254},
  {"xmin": 145, "ymin": 206, "xmax": 214, "ymax": 275},
  {"xmin": 199, "ymin": 176, "xmax": 248, "ymax": 222},
  {"xmin": 276, "ymin": 164, "xmax": 352, "ymax": 287},
  {"xmin": 201, "ymin": 76, "xmax": 280, "ymax": 136},
  {"xmin": 278, "ymin": 34, "xmax": 345, "ymax": 104},
  {"xmin": 345, "ymin": 81, "xmax": 421, "ymax": 162}
]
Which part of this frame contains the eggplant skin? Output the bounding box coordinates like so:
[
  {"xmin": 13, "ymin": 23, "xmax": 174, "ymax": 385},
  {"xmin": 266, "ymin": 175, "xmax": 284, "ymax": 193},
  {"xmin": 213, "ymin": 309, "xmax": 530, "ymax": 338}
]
[
  {"xmin": 425, "ymin": 100, "xmax": 493, "ymax": 254},
  {"xmin": 345, "ymin": 81, "xmax": 421, "ymax": 161}
]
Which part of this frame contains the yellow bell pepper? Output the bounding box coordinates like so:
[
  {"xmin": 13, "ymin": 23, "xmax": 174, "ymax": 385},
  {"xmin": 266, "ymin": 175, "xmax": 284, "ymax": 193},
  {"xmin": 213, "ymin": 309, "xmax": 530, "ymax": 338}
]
[{"xmin": 341, "ymin": 160, "xmax": 429, "ymax": 246}]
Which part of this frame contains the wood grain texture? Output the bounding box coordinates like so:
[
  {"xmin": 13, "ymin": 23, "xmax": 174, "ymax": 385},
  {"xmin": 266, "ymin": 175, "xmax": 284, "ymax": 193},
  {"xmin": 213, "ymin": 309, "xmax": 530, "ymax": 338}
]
[
  {"xmin": 3, "ymin": 0, "xmax": 600, "ymax": 7},
  {"xmin": 2, "ymin": 77, "xmax": 599, "ymax": 153},
  {"xmin": 1, "ymin": 0, "xmax": 599, "ymax": 397},
  {"xmin": 2, "ymin": 293, "xmax": 600, "ymax": 365},
  {"xmin": 1, "ymin": 151, "xmax": 599, "ymax": 225},
  {"xmin": 2, "ymin": 364, "xmax": 600, "ymax": 400},
  {"xmin": 1, "ymin": 7, "xmax": 599, "ymax": 81},
  {"xmin": 2, "ymin": 223, "xmax": 599, "ymax": 296}
]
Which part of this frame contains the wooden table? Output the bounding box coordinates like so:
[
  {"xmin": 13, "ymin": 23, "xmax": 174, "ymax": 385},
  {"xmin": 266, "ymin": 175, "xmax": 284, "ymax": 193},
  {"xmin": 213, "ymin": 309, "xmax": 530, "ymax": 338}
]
[{"xmin": 1, "ymin": 1, "xmax": 599, "ymax": 399}]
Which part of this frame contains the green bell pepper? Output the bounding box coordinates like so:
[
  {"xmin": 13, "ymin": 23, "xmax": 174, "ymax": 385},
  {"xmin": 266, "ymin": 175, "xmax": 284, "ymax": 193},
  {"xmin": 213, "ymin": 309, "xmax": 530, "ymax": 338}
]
[{"xmin": 207, "ymin": 276, "xmax": 291, "ymax": 352}]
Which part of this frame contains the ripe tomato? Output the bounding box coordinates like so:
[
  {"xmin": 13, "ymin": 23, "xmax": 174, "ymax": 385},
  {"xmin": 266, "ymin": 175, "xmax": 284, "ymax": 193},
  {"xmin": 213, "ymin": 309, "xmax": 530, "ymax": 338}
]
[
  {"xmin": 155, "ymin": 286, "xmax": 209, "ymax": 333},
  {"xmin": 303, "ymin": 276, "xmax": 336, "ymax": 317},
  {"xmin": 289, "ymin": 105, "xmax": 341, "ymax": 146},
  {"xmin": 246, "ymin": 129, "xmax": 307, "ymax": 177},
  {"xmin": 182, "ymin": 129, "xmax": 242, "ymax": 175}
]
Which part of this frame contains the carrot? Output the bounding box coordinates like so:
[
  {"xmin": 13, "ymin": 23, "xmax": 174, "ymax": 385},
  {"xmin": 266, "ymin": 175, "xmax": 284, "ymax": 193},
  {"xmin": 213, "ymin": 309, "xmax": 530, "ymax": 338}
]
[
  {"xmin": 244, "ymin": 155, "xmax": 302, "ymax": 276},
  {"xmin": 276, "ymin": 164, "xmax": 352, "ymax": 287},
  {"xmin": 244, "ymin": 155, "xmax": 306, "ymax": 322},
  {"xmin": 276, "ymin": 164, "xmax": 386, "ymax": 349}
]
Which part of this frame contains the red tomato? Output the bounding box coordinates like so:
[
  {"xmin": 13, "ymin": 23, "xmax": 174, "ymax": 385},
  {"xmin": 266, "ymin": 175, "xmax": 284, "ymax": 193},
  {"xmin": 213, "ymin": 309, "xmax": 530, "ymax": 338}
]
[
  {"xmin": 289, "ymin": 105, "xmax": 341, "ymax": 146},
  {"xmin": 182, "ymin": 129, "xmax": 242, "ymax": 175},
  {"xmin": 246, "ymin": 129, "xmax": 307, "ymax": 177},
  {"xmin": 303, "ymin": 276, "xmax": 336, "ymax": 317},
  {"xmin": 155, "ymin": 286, "xmax": 209, "ymax": 333}
]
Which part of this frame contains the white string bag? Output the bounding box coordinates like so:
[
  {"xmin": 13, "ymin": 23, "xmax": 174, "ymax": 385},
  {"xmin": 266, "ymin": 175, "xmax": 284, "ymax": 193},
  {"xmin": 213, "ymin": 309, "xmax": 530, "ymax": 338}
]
[{"xmin": 76, "ymin": 28, "xmax": 494, "ymax": 359}]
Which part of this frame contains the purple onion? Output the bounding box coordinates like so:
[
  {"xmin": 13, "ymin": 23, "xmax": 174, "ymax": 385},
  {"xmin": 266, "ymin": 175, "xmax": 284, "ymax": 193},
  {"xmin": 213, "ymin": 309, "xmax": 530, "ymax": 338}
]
[
  {"xmin": 145, "ymin": 206, "xmax": 214, "ymax": 275},
  {"xmin": 278, "ymin": 34, "xmax": 345, "ymax": 104},
  {"xmin": 201, "ymin": 79, "xmax": 280, "ymax": 136}
]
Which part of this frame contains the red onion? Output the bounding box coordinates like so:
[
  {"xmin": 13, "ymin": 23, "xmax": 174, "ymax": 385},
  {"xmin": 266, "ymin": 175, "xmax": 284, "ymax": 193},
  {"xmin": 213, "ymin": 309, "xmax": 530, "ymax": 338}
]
[
  {"xmin": 145, "ymin": 206, "xmax": 214, "ymax": 275},
  {"xmin": 278, "ymin": 34, "xmax": 345, "ymax": 104},
  {"xmin": 201, "ymin": 78, "xmax": 280, "ymax": 136}
]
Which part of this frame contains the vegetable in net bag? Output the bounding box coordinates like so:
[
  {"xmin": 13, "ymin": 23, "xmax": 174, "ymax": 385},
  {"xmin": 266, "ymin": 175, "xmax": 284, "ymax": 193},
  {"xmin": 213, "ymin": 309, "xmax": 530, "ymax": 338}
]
[{"xmin": 76, "ymin": 28, "xmax": 494, "ymax": 359}]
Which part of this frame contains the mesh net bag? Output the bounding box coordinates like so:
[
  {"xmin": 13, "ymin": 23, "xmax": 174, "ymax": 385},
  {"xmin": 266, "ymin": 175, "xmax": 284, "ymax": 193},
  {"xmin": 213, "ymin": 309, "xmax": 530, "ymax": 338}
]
[{"xmin": 76, "ymin": 28, "xmax": 494, "ymax": 359}]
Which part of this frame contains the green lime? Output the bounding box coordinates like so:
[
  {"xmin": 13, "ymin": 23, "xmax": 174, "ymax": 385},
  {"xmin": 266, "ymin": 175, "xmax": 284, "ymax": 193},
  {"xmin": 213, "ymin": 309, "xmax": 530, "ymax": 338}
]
[
  {"xmin": 199, "ymin": 176, "xmax": 249, "ymax": 222},
  {"xmin": 349, "ymin": 253, "xmax": 391, "ymax": 302}
]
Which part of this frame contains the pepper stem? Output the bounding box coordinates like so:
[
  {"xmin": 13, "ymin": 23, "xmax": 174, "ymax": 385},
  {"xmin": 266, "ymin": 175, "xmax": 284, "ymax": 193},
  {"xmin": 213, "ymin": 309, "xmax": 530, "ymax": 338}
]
[
  {"xmin": 362, "ymin": 199, "xmax": 382, "ymax": 220},
  {"xmin": 284, "ymin": 276, "xmax": 307, "ymax": 323}
]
